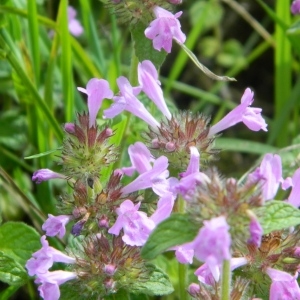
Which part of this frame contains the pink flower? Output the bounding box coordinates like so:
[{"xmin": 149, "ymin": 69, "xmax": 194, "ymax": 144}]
[
  {"xmin": 174, "ymin": 243, "xmax": 194, "ymax": 264},
  {"xmin": 283, "ymin": 168, "xmax": 300, "ymax": 207},
  {"xmin": 173, "ymin": 147, "xmax": 210, "ymax": 200},
  {"xmin": 247, "ymin": 215, "xmax": 263, "ymax": 248},
  {"xmin": 248, "ymin": 153, "xmax": 282, "ymax": 201},
  {"xmin": 145, "ymin": 6, "xmax": 186, "ymax": 53},
  {"xmin": 68, "ymin": 6, "xmax": 83, "ymax": 37},
  {"xmin": 26, "ymin": 236, "xmax": 75, "ymax": 276},
  {"xmin": 150, "ymin": 193, "xmax": 176, "ymax": 225},
  {"xmin": 291, "ymin": 1, "xmax": 300, "ymax": 14},
  {"xmin": 121, "ymin": 154, "xmax": 170, "ymax": 196},
  {"xmin": 192, "ymin": 216, "xmax": 231, "ymax": 281},
  {"xmin": 194, "ymin": 263, "xmax": 218, "ymax": 285},
  {"xmin": 77, "ymin": 79, "xmax": 113, "ymax": 127},
  {"xmin": 209, "ymin": 88, "xmax": 267, "ymax": 136},
  {"xmin": 42, "ymin": 214, "xmax": 73, "ymax": 238},
  {"xmin": 32, "ymin": 169, "xmax": 66, "ymax": 184},
  {"xmin": 108, "ymin": 200, "xmax": 155, "ymax": 246},
  {"xmin": 266, "ymin": 268, "xmax": 300, "ymax": 300},
  {"xmin": 138, "ymin": 60, "xmax": 171, "ymax": 119},
  {"xmin": 36, "ymin": 270, "xmax": 77, "ymax": 300},
  {"xmin": 117, "ymin": 142, "xmax": 155, "ymax": 176},
  {"xmin": 103, "ymin": 76, "xmax": 160, "ymax": 127}
]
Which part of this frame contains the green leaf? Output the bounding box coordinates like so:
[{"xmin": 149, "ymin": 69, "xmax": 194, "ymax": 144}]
[
  {"xmin": 215, "ymin": 138, "xmax": 278, "ymax": 154},
  {"xmin": 0, "ymin": 222, "xmax": 40, "ymax": 266},
  {"xmin": 130, "ymin": 264, "xmax": 173, "ymax": 296},
  {"xmin": 24, "ymin": 148, "xmax": 61, "ymax": 160},
  {"xmin": 141, "ymin": 213, "xmax": 198, "ymax": 260},
  {"xmin": 0, "ymin": 251, "xmax": 28, "ymax": 286},
  {"xmin": 131, "ymin": 22, "xmax": 167, "ymax": 69},
  {"xmin": 0, "ymin": 285, "xmax": 20, "ymax": 300},
  {"xmin": 256, "ymin": 201, "xmax": 300, "ymax": 234}
]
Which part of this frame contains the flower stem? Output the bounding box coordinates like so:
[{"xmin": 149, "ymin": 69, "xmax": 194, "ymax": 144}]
[
  {"xmin": 221, "ymin": 259, "xmax": 231, "ymax": 300},
  {"xmin": 178, "ymin": 195, "xmax": 187, "ymax": 300},
  {"xmin": 178, "ymin": 262, "xmax": 187, "ymax": 300}
]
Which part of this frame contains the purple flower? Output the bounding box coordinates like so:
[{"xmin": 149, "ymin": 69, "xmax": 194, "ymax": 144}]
[
  {"xmin": 145, "ymin": 6, "xmax": 186, "ymax": 53},
  {"xmin": 108, "ymin": 200, "xmax": 155, "ymax": 246},
  {"xmin": 291, "ymin": 1, "xmax": 300, "ymax": 14},
  {"xmin": 208, "ymin": 88, "xmax": 268, "ymax": 136},
  {"xmin": 138, "ymin": 60, "xmax": 171, "ymax": 119},
  {"xmin": 192, "ymin": 216, "xmax": 231, "ymax": 281},
  {"xmin": 36, "ymin": 270, "xmax": 77, "ymax": 300},
  {"xmin": 103, "ymin": 76, "xmax": 160, "ymax": 127},
  {"xmin": 174, "ymin": 243, "xmax": 194, "ymax": 264},
  {"xmin": 77, "ymin": 79, "xmax": 113, "ymax": 127},
  {"xmin": 266, "ymin": 268, "xmax": 300, "ymax": 300},
  {"xmin": 247, "ymin": 214, "xmax": 263, "ymax": 247},
  {"xmin": 121, "ymin": 155, "xmax": 169, "ymax": 196},
  {"xmin": 194, "ymin": 263, "xmax": 218, "ymax": 285},
  {"xmin": 150, "ymin": 193, "xmax": 176, "ymax": 225},
  {"xmin": 173, "ymin": 147, "xmax": 210, "ymax": 200},
  {"xmin": 117, "ymin": 142, "xmax": 155, "ymax": 176},
  {"xmin": 32, "ymin": 169, "xmax": 66, "ymax": 184},
  {"xmin": 248, "ymin": 153, "xmax": 282, "ymax": 201},
  {"xmin": 26, "ymin": 236, "xmax": 75, "ymax": 276},
  {"xmin": 68, "ymin": 6, "xmax": 84, "ymax": 37},
  {"xmin": 283, "ymin": 168, "xmax": 300, "ymax": 207},
  {"xmin": 42, "ymin": 214, "xmax": 73, "ymax": 239}
]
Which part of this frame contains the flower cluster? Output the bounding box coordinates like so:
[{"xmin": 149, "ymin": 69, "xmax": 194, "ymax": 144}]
[{"xmin": 26, "ymin": 3, "xmax": 300, "ymax": 300}]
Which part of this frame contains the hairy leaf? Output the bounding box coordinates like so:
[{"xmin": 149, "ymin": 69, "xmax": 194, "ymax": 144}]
[
  {"xmin": 256, "ymin": 200, "xmax": 300, "ymax": 234},
  {"xmin": 141, "ymin": 213, "xmax": 198, "ymax": 260}
]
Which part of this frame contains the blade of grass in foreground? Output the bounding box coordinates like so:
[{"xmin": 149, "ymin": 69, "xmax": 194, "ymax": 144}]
[{"xmin": 57, "ymin": 0, "xmax": 74, "ymax": 122}]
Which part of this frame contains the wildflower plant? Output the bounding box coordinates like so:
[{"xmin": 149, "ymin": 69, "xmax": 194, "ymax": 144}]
[{"xmin": 1, "ymin": 1, "xmax": 300, "ymax": 300}]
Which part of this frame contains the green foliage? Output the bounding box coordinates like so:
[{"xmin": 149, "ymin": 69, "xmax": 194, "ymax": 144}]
[
  {"xmin": 0, "ymin": 251, "xmax": 28, "ymax": 285},
  {"xmin": 0, "ymin": 222, "xmax": 40, "ymax": 266},
  {"xmin": 141, "ymin": 213, "xmax": 198, "ymax": 260},
  {"xmin": 130, "ymin": 264, "xmax": 174, "ymax": 296},
  {"xmin": 256, "ymin": 201, "xmax": 300, "ymax": 234}
]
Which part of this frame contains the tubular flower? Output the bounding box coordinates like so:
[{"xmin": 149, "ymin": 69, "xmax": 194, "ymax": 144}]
[
  {"xmin": 208, "ymin": 88, "xmax": 268, "ymax": 136},
  {"xmin": 121, "ymin": 154, "xmax": 170, "ymax": 196},
  {"xmin": 266, "ymin": 268, "xmax": 300, "ymax": 300},
  {"xmin": 145, "ymin": 6, "xmax": 186, "ymax": 53},
  {"xmin": 103, "ymin": 76, "xmax": 160, "ymax": 128},
  {"xmin": 26, "ymin": 236, "xmax": 76, "ymax": 276},
  {"xmin": 283, "ymin": 168, "xmax": 300, "ymax": 207},
  {"xmin": 36, "ymin": 271, "xmax": 77, "ymax": 300},
  {"xmin": 108, "ymin": 200, "xmax": 155, "ymax": 246},
  {"xmin": 191, "ymin": 216, "xmax": 231, "ymax": 281},
  {"xmin": 248, "ymin": 153, "xmax": 282, "ymax": 201},
  {"xmin": 77, "ymin": 78, "xmax": 113, "ymax": 127},
  {"xmin": 32, "ymin": 169, "xmax": 66, "ymax": 184},
  {"xmin": 42, "ymin": 214, "xmax": 73, "ymax": 239},
  {"xmin": 138, "ymin": 60, "xmax": 172, "ymax": 119}
]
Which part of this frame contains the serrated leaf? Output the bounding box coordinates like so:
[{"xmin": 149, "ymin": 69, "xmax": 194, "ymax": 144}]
[
  {"xmin": 130, "ymin": 264, "xmax": 173, "ymax": 296},
  {"xmin": 141, "ymin": 213, "xmax": 198, "ymax": 260},
  {"xmin": 131, "ymin": 23, "xmax": 167, "ymax": 69},
  {"xmin": 0, "ymin": 251, "xmax": 28, "ymax": 286},
  {"xmin": 256, "ymin": 201, "xmax": 300, "ymax": 234},
  {"xmin": 0, "ymin": 222, "xmax": 40, "ymax": 266}
]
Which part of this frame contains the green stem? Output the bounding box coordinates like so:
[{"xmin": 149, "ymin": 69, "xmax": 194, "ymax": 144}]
[
  {"xmin": 221, "ymin": 259, "xmax": 231, "ymax": 300},
  {"xmin": 178, "ymin": 195, "xmax": 187, "ymax": 300},
  {"xmin": 178, "ymin": 262, "xmax": 187, "ymax": 300}
]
